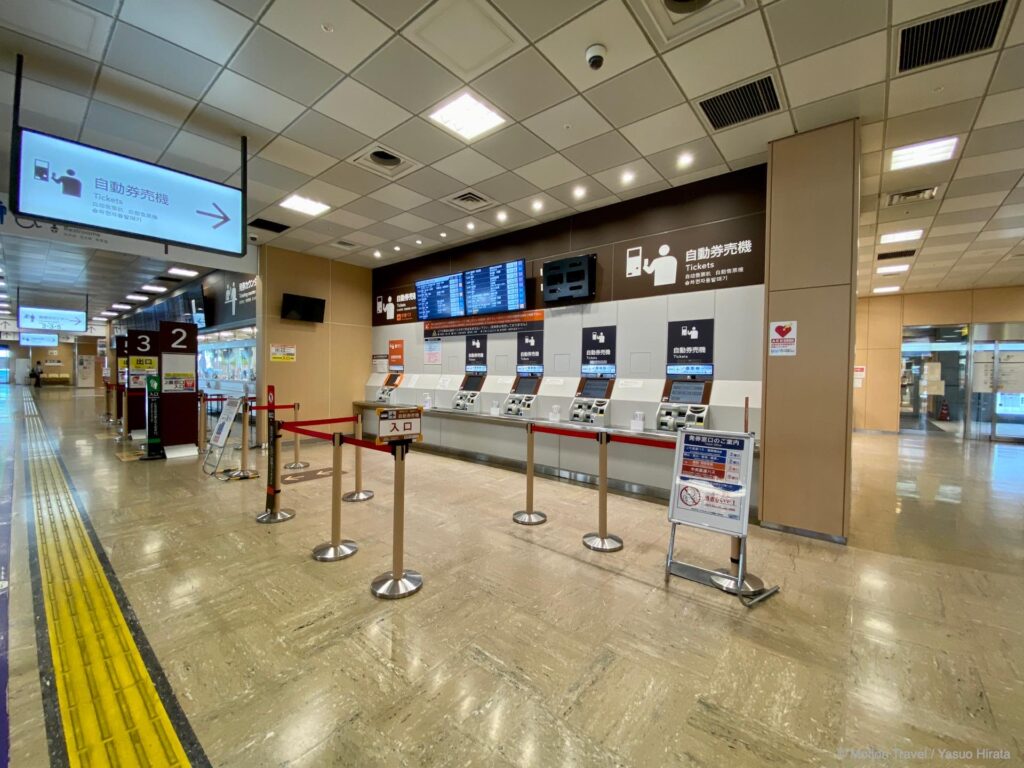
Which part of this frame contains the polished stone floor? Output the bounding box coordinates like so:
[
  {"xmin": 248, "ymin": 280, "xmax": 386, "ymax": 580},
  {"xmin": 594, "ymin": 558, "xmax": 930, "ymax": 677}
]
[{"xmin": 7, "ymin": 388, "xmax": 1024, "ymax": 766}]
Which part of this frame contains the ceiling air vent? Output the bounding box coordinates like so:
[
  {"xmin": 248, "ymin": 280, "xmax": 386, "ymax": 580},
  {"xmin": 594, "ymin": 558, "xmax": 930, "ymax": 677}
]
[
  {"xmin": 330, "ymin": 240, "xmax": 357, "ymax": 250},
  {"xmin": 249, "ymin": 217, "xmax": 289, "ymax": 233},
  {"xmin": 445, "ymin": 189, "xmax": 494, "ymax": 212},
  {"xmin": 887, "ymin": 187, "xmax": 938, "ymax": 206},
  {"xmin": 897, "ymin": 0, "xmax": 1007, "ymax": 73},
  {"xmin": 878, "ymin": 249, "xmax": 916, "ymax": 260},
  {"xmin": 698, "ymin": 75, "xmax": 780, "ymax": 131},
  {"xmin": 348, "ymin": 143, "xmax": 422, "ymax": 180}
]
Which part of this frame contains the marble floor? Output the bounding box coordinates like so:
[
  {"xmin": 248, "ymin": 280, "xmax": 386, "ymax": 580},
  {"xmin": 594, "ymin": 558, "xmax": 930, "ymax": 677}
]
[{"xmin": 6, "ymin": 387, "xmax": 1023, "ymax": 767}]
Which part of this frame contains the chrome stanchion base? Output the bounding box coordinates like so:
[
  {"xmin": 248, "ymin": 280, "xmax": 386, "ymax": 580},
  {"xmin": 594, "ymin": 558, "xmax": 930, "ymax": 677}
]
[
  {"xmin": 342, "ymin": 489, "xmax": 375, "ymax": 502},
  {"xmin": 256, "ymin": 508, "xmax": 295, "ymax": 524},
  {"xmin": 582, "ymin": 533, "xmax": 624, "ymax": 552},
  {"xmin": 513, "ymin": 510, "xmax": 547, "ymax": 526},
  {"xmin": 370, "ymin": 570, "xmax": 423, "ymax": 599},
  {"xmin": 284, "ymin": 460, "xmax": 310, "ymax": 469},
  {"xmin": 312, "ymin": 540, "xmax": 358, "ymax": 561},
  {"xmin": 220, "ymin": 468, "xmax": 260, "ymax": 480}
]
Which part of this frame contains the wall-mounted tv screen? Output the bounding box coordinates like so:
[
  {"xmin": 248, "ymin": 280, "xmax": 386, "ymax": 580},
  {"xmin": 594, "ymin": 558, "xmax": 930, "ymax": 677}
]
[
  {"xmin": 20, "ymin": 332, "xmax": 59, "ymax": 346},
  {"xmin": 415, "ymin": 273, "xmax": 465, "ymax": 321},
  {"xmin": 464, "ymin": 259, "xmax": 526, "ymax": 316},
  {"xmin": 18, "ymin": 305, "xmax": 86, "ymax": 332},
  {"xmin": 280, "ymin": 293, "xmax": 326, "ymax": 323}
]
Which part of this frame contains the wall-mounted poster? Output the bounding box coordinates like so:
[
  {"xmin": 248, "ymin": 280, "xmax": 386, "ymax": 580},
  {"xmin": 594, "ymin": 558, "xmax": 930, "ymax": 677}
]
[{"xmin": 162, "ymin": 353, "xmax": 197, "ymax": 392}]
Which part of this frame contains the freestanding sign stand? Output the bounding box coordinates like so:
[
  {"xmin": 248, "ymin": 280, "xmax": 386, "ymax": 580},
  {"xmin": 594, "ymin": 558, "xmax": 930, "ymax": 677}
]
[
  {"xmin": 665, "ymin": 427, "xmax": 778, "ymax": 607},
  {"xmin": 140, "ymin": 375, "xmax": 165, "ymax": 460},
  {"xmin": 202, "ymin": 396, "xmax": 242, "ymax": 476}
]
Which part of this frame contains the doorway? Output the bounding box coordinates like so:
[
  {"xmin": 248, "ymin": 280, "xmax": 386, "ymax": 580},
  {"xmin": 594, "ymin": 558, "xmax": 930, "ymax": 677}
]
[
  {"xmin": 969, "ymin": 325, "xmax": 1024, "ymax": 442},
  {"xmin": 899, "ymin": 325, "xmax": 967, "ymax": 436}
]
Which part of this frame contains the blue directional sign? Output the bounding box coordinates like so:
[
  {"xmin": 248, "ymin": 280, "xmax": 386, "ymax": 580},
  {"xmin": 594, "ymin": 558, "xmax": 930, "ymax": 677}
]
[
  {"xmin": 18, "ymin": 306, "xmax": 86, "ymax": 332},
  {"xmin": 14, "ymin": 128, "xmax": 244, "ymax": 255},
  {"xmin": 19, "ymin": 332, "xmax": 59, "ymax": 346}
]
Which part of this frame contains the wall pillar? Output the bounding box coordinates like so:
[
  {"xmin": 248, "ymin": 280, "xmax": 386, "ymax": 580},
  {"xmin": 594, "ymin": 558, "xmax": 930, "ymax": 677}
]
[{"xmin": 760, "ymin": 120, "xmax": 859, "ymax": 543}]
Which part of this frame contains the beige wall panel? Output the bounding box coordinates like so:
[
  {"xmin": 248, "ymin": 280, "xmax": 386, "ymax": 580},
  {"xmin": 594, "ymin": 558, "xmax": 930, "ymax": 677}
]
[
  {"xmin": 852, "ymin": 348, "xmax": 867, "ymax": 429},
  {"xmin": 855, "ymin": 298, "xmax": 869, "ymax": 350},
  {"xmin": 902, "ymin": 290, "xmax": 971, "ymax": 327},
  {"xmin": 328, "ymin": 325, "xmax": 372, "ymax": 418},
  {"xmin": 265, "ymin": 247, "xmax": 331, "ymax": 317},
  {"xmin": 863, "ymin": 347, "xmax": 901, "ymax": 431},
  {"xmin": 971, "ymin": 287, "xmax": 1024, "ymax": 323},
  {"xmin": 331, "ymin": 262, "xmax": 373, "ymax": 326},
  {"xmin": 865, "ymin": 295, "xmax": 902, "ymax": 349},
  {"xmin": 263, "ymin": 317, "xmax": 331, "ymax": 417},
  {"xmin": 761, "ymin": 284, "xmax": 853, "ymax": 537},
  {"xmin": 768, "ymin": 121, "xmax": 857, "ymax": 292}
]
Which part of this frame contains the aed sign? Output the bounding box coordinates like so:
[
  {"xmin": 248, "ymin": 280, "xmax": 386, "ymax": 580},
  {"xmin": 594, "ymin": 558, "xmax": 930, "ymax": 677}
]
[{"xmin": 376, "ymin": 407, "xmax": 423, "ymax": 443}]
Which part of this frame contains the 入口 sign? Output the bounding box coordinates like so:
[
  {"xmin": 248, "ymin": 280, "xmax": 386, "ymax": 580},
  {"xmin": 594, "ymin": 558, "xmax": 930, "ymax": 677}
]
[
  {"xmin": 769, "ymin": 321, "xmax": 797, "ymax": 357},
  {"xmin": 376, "ymin": 407, "xmax": 423, "ymax": 443}
]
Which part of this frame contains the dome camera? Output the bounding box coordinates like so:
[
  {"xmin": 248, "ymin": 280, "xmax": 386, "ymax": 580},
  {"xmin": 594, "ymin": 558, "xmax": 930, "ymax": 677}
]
[
  {"xmin": 248, "ymin": 233, "xmax": 259, "ymax": 243},
  {"xmin": 586, "ymin": 44, "xmax": 606, "ymax": 71}
]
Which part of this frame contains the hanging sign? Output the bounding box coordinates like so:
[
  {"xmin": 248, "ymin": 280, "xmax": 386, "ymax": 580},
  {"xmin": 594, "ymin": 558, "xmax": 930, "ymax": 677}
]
[
  {"xmin": 668, "ymin": 429, "xmax": 755, "ymax": 537},
  {"xmin": 517, "ymin": 330, "xmax": 543, "ymax": 375},
  {"xmin": 769, "ymin": 321, "xmax": 797, "ymax": 357},
  {"xmin": 466, "ymin": 334, "xmax": 487, "ymax": 372},
  {"xmin": 388, "ymin": 339, "xmax": 405, "ymax": 371},
  {"xmin": 668, "ymin": 319, "xmax": 714, "ymax": 365}
]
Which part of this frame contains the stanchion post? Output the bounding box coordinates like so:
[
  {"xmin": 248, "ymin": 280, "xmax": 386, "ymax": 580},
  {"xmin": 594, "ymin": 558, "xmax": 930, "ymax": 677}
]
[
  {"xmin": 513, "ymin": 422, "xmax": 546, "ymax": 525},
  {"xmin": 583, "ymin": 431, "xmax": 623, "ymax": 552},
  {"xmin": 731, "ymin": 396, "xmax": 751, "ymax": 577},
  {"xmin": 198, "ymin": 391, "xmax": 208, "ymax": 452},
  {"xmin": 313, "ymin": 433, "xmax": 358, "ymax": 561},
  {"xmin": 256, "ymin": 419, "xmax": 294, "ymax": 523},
  {"xmin": 224, "ymin": 399, "xmax": 260, "ymax": 479},
  {"xmin": 343, "ymin": 411, "xmax": 374, "ymax": 503},
  {"xmin": 285, "ymin": 402, "xmax": 310, "ymax": 469},
  {"xmin": 117, "ymin": 386, "xmax": 129, "ymax": 445},
  {"xmin": 103, "ymin": 382, "xmax": 113, "ymax": 424},
  {"xmin": 370, "ymin": 440, "xmax": 422, "ymax": 599}
]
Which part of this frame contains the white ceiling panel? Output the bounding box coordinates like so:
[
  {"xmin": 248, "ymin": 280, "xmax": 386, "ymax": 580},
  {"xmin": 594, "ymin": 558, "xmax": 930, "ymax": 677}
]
[
  {"xmin": 204, "ymin": 69, "xmax": 305, "ymax": 131},
  {"xmin": 314, "ymin": 78, "xmax": 411, "ymax": 137},
  {"xmin": 261, "ymin": 0, "xmax": 392, "ymax": 73},
  {"xmin": 120, "ymin": 0, "xmax": 249, "ymax": 64},
  {"xmin": 782, "ymin": 31, "xmax": 887, "ymax": 107}
]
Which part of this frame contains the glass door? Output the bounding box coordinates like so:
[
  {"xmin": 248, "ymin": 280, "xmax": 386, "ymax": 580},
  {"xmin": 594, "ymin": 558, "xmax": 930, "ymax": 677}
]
[
  {"xmin": 992, "ymin": 341, "xmax": 1024, "ymax": 442},
  {"xmin": 900, "ymin": 325, "xmax": 968, "ymax": 436}
]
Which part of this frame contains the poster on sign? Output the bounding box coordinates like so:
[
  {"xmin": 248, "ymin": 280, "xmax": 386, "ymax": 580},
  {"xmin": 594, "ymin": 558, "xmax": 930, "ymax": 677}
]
[
  {"xmin": 668, "ymin": 429, "xmax": 754, "ymax": 537},
  {"xmin": 667, "ymin": 319, "xmax": 714, "ymax": 365},
  {"xmin": 768, "ymin": 321, "xmax": 797, "ymax": 357},
  {"xmin": 388, "ymin": 339, "xmax": 405, "ymax": 371}
]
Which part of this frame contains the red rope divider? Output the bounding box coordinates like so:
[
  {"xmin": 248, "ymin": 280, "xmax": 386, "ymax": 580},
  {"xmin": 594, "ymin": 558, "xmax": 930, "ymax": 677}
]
[
  {"xmin": 252, "ymin": 402, "xmax": 296, "ymax": 411},
  {"xmin": 609, "ymin": 433, "xmax": 675, "ymax": 450},
  {"xmin": 281, "ymin": 416, "xmax": 358, "ymax": 428},
  {"xmin": 532, "ymin": 424, "xmax": 597, "ymax": 440},
  {"xmin": 347, "ymin": 436, "xmax": 392, "ymax": 454},
  {"xmin": 279, "ymin": 424, "xmax": 333, "ymax": 441}
]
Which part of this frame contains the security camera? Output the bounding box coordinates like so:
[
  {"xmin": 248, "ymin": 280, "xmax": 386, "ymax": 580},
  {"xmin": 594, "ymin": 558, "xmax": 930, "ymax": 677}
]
[
  {"xmin": 586, "ymin": 44, "xmax": 606, "ymax": 71},
  {"xmin": 248, "ymin": 233, "xmax": 258, "ymax": 243}
]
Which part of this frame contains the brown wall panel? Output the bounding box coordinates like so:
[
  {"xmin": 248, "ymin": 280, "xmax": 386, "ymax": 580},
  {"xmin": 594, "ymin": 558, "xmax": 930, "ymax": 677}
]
[
  {"xmin": 970, "ymin": 287, "xmax": 1024, "ymax": 323},
  {"xmin": 865, "ymin": 346, "xmax": 901, "ymax": 431},
  {"xmin": 866, "ymin": 295, "xmax": 902, "ymax": 349},
  {"xmin": 902, "ymin": 290, "xmax": 972, "ymax": 326}
]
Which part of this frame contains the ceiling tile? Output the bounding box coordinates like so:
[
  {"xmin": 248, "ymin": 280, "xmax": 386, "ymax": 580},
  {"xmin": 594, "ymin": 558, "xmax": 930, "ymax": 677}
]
[
  {"xmin": 478, "ymin": 206, "xmax": 531, "ymax": 229},
  {"xmin": 956, "ymin": 148, "xmax": 1024, "ymax": 179},
  {"xmin": 283, "ymin": 110, "xmax": 371, "ymax": 160},
  {"xmin": 384, "ymin": 212, "xmax": 435, "ymax": 232},
  {"xmin": 883, "ymin": 98, "xmax": 980, "ymax": 148},
  {"xmin": 344, "ymin": 230, "xmax": 387, "ymax": 246},
  {"xmin": 585, "ymin": 58, "xmax": 683, "ymax": 128},
  {"xmin": 975, "ymin": 87, "xmax": 1024, "ymax": 129},
  {"xmin": 537, "ymin": 0, "xmax": 655, "ymax": 91},
  {"xmin": 939, "ymin": 191, "xmax": 1009, "ymax": 213},
  {"xmin": 472, "ymin": 124, "xmax": 554, "ymax": 170},
  {"xmin": 1, "ymin": 0, "xmax": 112, "ymax": 60},
  {"xmin": 514, "ymin": 154, "xmax": 585, "ymax": 189},
  {"xmin": 204, "ymin": 69, "xmax": 305, "ymax": 131},
  {"xmin": 712, "ymin": 112, "xmax": 794, "ymax": 160},
  {"xmin": 379, "ymin": 118, "xmax": 463, "ymax": 165},
  {"xmin": 93, "ymin": 66, "xmax": 196, "ymax": 126},
  {"xmin": 408, "ymin": 200, "xmax": 465, "ymax": 224},
  {"xmin": 247, "ymin": 155, "xmax": 312, "ymax": 189},
  {"xmin": 766, "ymin": 0, "xmax": 886, "ymax": 63},
  {"xmin": 324, "ymin": 207, "xmax": 376, "ymax": 229},
  {"xmin": 368, "ymin": 183, "xmax": 431, "ymax": 209},
  {"xmin": 592, "ymin": 158, "xmax": 661, "ymax": 194},
  {"xmin": 888, "ymin": 54, "xmax": 997, "ymax": 118},
  {"xmin": 473, "ymin": 172, "xmax": 542, "ymax": 204},
  {"xmin": 162, "ymin": 131, "xmax": 241, "ymax": 176},
  {"xmin": 545, "ymin": 175, "xmax": 613, "ymax": 208},
  {"xmin": 294, "ymin": 178, "xmax": 360, "ymax": 208},
  {"xmin": 509, "ymin": 192, "xmax": 566, "ymax": 218},
  {"xmin": 861, "ymin": 122, "xmax": 883, "ymax": 153},
  {"xmin": 667, "ymin": 164, "xmax": 731, "ymax": 188},
  {"xmin": 433, "ymin": 148, "xmax": 505, "ymax": 185},
  {"xmin": 489, "ymin": 0, "xmax": 600, "ymax": 40},
  {"xmin": 646, "ymin": 135, "xmax": 725, "ymax": 181},
  {"xmin": 184, "ymin": 103, "xmax": 277, "ymax": 153},
  {"xmin": 619, "ymin": 103, "xmax": 705, "ymax": 155},
  {"xmin": 315, "ymin": 78, "xmax": 411, "ymax": 137},
  {"xmin": 74, "ymin": 0, "xmax": 120, "ymax": 15},
  {"xmin": 933, "ymin": 207, "xmax": 1000, "ymax": 227},
  {"xmin": 471, "ymin": 47, "xmax": 575, "ymax": 121},
  {"xmin": 318, "ymin": 162, "xmax": 390, "ymax": 195},
  {"xmin": 394, "ymin": 167, "xmax": 464, "ymax": 199},
  {"xmin": 615, "ymin": 178, "xmax": 670, "ymax": 202},
  {"xmin": 229, "ymin": 26, "xmax": 343, "ymax": 105},
  {"xmin": 7, "ymin": 77, "xmax": 89, "ymax": 137},
  {"xmin": 353, "ymin": 37, "xmax": 461, "ymax": 114},
  {"xmin": 562, "ymin": 131, "xmax": 640, "ymax": 175},
  {"xmin": 363, "ymin": 221, "xmax": 411, "ymax": 240},
  {"xmin": 104, "ymin": 22, "xmax": 218, "ymax": 100},
  {"xmin": 343, "ymin": 196, "xmax": 403, "ymax": 221},
  {"xmin": 80, "ymin": 101, "xmax": 177, "ymax": 162},
  {"xmin": 219, "ymin": 0, "xmax": 272, "ymax": 19},
  {"xmin": 119, "ymin": 0, "xmax": 250, "ymax": 64},
  {"xmin": 261, "ymin": 0, "xmax": 392, "ymax": 73},
  {"xmin": 353, "ymin": 0, "xmax": 433, "ymax": 29},
  {"xmin": 662, "ymin": 11, "xmax": 775, "ymax": 98},
  {"xmin": 964, "ymin": 120, "xmax": 1024, "ymax": 157},
  {"xmin": 259, "ymin": 136, "xmax": 338, "ymax": 175},
  {"xmin": 782, "ymin": 31, "xmax": 887, "ymax": 107},
  {"xmin": 403, "ymin": 0, "xmax": 526, "ymax": 81},
  {"xmin": 989, "ymin": 44, "xmax": 1024, "ymax": 95},
  {"xmin": 523, "ymin": 96, "xmax": 612, "ymax": 151},
  {"xmin": 792, "ymin": 83, "xmax": 885, "ymax": 133}
]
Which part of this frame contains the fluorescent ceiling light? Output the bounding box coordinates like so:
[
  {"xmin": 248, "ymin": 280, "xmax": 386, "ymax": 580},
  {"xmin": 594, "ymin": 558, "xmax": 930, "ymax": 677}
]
[
  {"xmin": 429, "ymin": 92, "xmax": 504, "ymax": 140},
  {"xmin": 876, "ymin": 264, "xmax": 910, "ymax": 274},
  {"xmin": 573, "ymin": 185, "xmax": 586, "ymax": 200},
  {"xmin": 531, "ymin": 200, "xmax": 543, "ymax": 212},
  {"xmin": 496, "ymin": 210, "xmax": 507, "ymax": 223},
  {"xmin": 873, "ymin": 286, "xmax": 900, "ymax": 294},
  {"xmin": 168, "ymin": 267, "xmax": 199, "ymax": 277},
  {"xmin": 91, "ymin": 317, "xmax": 108, "ymax": 322},
  {"xmin": 126, "ymin": 294, "xmax": 149, "ymax": 301},
  {"xmin": 676, "ymin": 152, "xmax": 694, "ymax": 169},
  {"xmin": 111, "ymin": 303, "xmax": 132, "ymax": 310},
  {"xmin": 0, "ymin": 293, "xmax": 7, "ymax": 299},
  {"xmin": 101, "ymin": 311, "xmax": 118, "ymax": 317},
  {"xmin": 890, "ymin": 137, "xmax": 957, "ymax": 171},
  {"xmin": 280, "ymin": 194, "xmax": 330, "ymax": 216},
  {"xmin": 621, "ymin": 170, "xmax": 635, "ymax": 185},
  {"xmin": 879, "ymin": 230, "xmax": 922, "ymax": 244},
  {"xmin": 141, "ymin": 284, "xmax": 168, "ymax": 293}
]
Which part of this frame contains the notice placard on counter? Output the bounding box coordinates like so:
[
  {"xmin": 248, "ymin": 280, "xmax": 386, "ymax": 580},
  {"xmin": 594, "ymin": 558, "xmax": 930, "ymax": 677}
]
[{"xmin": 668, "ymin": 429, "xmax": 754, "ymax": 538}]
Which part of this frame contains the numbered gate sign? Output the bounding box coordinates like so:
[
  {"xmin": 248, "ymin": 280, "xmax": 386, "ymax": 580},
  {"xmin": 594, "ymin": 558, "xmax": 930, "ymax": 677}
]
[
  {"xmin": 668, "ymin": 428, "xmax": 755, "ymax": 538},
  {"xmin": 376, "ymin": 407, "xmax": 423, "ymax": 444}
]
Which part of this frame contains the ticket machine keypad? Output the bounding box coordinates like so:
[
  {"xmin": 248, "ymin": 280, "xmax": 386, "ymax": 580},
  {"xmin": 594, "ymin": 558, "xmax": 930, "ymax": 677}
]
[
  {"xmin": 452, "ymin": 390, "xmax": 481, "ymax": 413},
  {"xmin": 503, "ymin": 394, "xmax": 536, "ymax": 417},
  {"xmin": 569, "ymin": 398, "xmax": 610, "ymax": 426},
  {"xmin": 656, "ymin": 403, "xmax": 708, "ymax": 432}
]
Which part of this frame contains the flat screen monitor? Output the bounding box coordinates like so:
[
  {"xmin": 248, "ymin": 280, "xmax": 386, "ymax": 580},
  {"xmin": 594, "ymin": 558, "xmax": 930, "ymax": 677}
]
[
  {"xmin": 384, "ymin": 373, "xmax": 401, "ymax": 387},
  {"xmin": 416, "ymin": 274, "xmax": 466, "ymax": 321},
  {"xmin": 20, "ymin": 332, "xmax": 58, "ymax": 346},
  {"xmin": 668, "ymin": 381, "xmax": 706, "ymax": 404},
  {"xmin": 462, "ymin": 375, "xmax": 485, "ymax": 391},
  {"xmin": 464, "ymin": 259, "xmax": 526, "ymax": 316},
  {"xmin": 513, "ymin": 377, "xmax": 541, "ymax": 395},
  {"xmin": 667, "ymin": 363, "xmax": 714, "ymax": 380},
  {"xmin": 280, "ymin": 293, "xmax": 326, "ymax": 323},
  {"xmin": 581, "ymin": 363, "xmax": 615, "ymax": 378},
  {"xmin": 13, "ymin": 128, "xmax": 244, "ymax": 255},
  {"xmin": 581, "ymin": 378, "xmax": 611, "ymax": 399},
  {"xmin": 18, "ymin": 305, "xmax": 86, "ymax": 332}
]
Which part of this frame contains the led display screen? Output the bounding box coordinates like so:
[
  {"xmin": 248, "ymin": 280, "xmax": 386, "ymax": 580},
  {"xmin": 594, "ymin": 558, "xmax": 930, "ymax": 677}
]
[
  {"xmin": 668, "ymin": 381, "xmax": 706, "ymax": 404},
  {"xmin": 18, "ymin": 305, "xmax": 86, "ymax": 332},
  {"xmin": 464, "ymin": 259, "xmax": 526, "ymax": 316},
  {"xmin": 19, "ymin": 332, "xmax": 59, "ymax": 346},
  {"xmin": 667, "ymin": 363, "xmax": 714, "ymax": 379},
  {"xmin": 415, "ymin": 274, "xmax": 466, "ymax": 321},
  {"xmin": 581, "ymin": 363, "xmax": 616, "ymax": 378},
  {"xmin": 581, "ymin": 378, "xmax": 611, "ymax": 398}
]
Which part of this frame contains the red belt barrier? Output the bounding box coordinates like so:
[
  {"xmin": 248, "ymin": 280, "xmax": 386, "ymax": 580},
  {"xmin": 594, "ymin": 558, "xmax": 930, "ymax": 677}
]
[
  {"xmin": 610, "ymin": 433, "xmax": 674, "ymax": 450},
  {"xmin": 280, "ymin": 424, "xmax": 333, "ymax": 441},
  {"xmin": 347, "ymin": 436, "xmax": 391, "ymax": 454},
  {"xmin": 253, "ymin": 402, "xmax": 296, "ymax": 411},
  {"xmin": 204, "ymin": 395, "xmax": 228, "ymax": 403},
  {"xmin": 533, "ymin": 424, "xmax": 597, "ymax": 440},
  {"xmin": 283, "ymin": 416, "xmax": 357, "ymax": 428}
]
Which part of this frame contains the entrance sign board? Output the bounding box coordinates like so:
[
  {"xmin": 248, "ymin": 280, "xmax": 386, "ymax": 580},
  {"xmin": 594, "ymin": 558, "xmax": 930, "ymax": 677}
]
[
  {"xmin": 668, "ymin": 429, "xmax": 755, "ymax": 538},
  {"xmin": 376, "ymin": 407, "xmax": 423, "ymax": 443},
  {"xmin": 18, "ymin": 306, "xmax": 86, "ymax": 332},
  {"xmin": 13, "ymin": 128, "xmax": 244, "ymax": 256}
]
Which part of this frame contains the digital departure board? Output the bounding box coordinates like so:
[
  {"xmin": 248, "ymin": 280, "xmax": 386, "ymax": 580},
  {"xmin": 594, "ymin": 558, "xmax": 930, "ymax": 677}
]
[
  {"xmin": 464, "ymin": 259, "xmax": 526, "ymax": 316},
  {"xmin": 415, "ymin": 274, "xmax": 465, "ymax": 321},
  {"xmin": 668, "ymin": 381, "xmax": 706, "ymax": 404}
]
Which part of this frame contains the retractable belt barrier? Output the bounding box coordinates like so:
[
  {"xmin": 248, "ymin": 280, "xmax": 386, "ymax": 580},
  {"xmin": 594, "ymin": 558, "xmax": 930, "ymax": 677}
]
[{"xmin": 284, "ymin": 403, "xmax": 310, "ymax": 470}]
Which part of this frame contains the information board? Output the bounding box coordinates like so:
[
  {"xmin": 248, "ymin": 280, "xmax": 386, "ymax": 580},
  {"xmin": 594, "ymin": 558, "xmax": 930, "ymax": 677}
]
[
  {"xmin": 18, "ymin": 306, "xmax": 86, "ymax": 332},
  {"xmin": 14, "ymin": 128, "xmax": 244, "ymax": 255},
  {"xmin": 19, "ymin": 332, "xmax": 58, "ymax": 346},
  {"xmin": 668, "ymin": 428, "xmax": 754, "ymax": 537},
  {"xmin": 464, "ymin": 259, "xmax": 526, "ymax": 316},
  {"xmin": 415, "ymin": 274, "xmax": 465, "ymax": 321}
]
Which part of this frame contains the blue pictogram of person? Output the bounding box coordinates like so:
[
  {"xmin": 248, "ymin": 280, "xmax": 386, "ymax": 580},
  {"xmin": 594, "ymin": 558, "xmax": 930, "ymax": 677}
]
[{"xmin": 52, "ymin": 168, "xmax": 82, "ymax": 197}]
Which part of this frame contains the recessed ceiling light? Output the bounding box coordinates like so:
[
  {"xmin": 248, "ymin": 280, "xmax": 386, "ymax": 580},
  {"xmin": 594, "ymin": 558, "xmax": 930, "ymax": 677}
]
[
  {"xmin": 890, "ymin": 137, "xmax": 957, "ymax": 171},
  {"xmin": 621, "ymin": 170, "xmax": 636, "ymax": 185},
  {"xmin": 373, "ymin": 250, "xmax": 382, "ymax": 258},
  {"xmin": 876, "ymin": 264, "xmax": 910, "ymax": 274},
  {"xmin": 125, "ymin": 294, "xmax": 148, "ymax": 301},
  {"xmin": 111, "ymin": 303, "xmax": 132, "ymax": 310},
  {"xmin": 320, "ymin": 22, "xmax": 334, "ymax": 32},
  {"xmin": 466, "ymin": 221, "xmax": 475, "ymax": 230},
  {"xmin": 573, "ymin": 185, "xmax": 587, "ymax": 200},
  {"xmin": 415, "ymin": 239, "xmax": 423, "ymax": 245},
  {"xmin": 429, "ymin": 92, "xmax": 505, "ymax": 140},
  {"xmin": 439, "ymin": 232, "xmax": 447, "ymax": 238},
  {"xmin": 873, "ymin": 286, "xmax": 900, "ymax": 294},
  {"xmin": 168, "ymin": 267, "xmax": 199, "ymax": 277},
  {"xmin": 879, "ymin": 230, "xmax": 923, "ymax": 244},
  {"xmin": 676, "ymin": 152, "xmax": 694, "ymax": 169},
  {"xmin": 393, "ymin": 245, "xmax": 401, "ymax": 251},
  {"xmin": 141, "ymin": 284, "xmax": 168, "ymax": 293},
  {"xmin": 531, "ymin": 199, "xmax": 543, "ymax": 212},
  {"xmin": 91, "ymin": 317, "xmax": 108, "ymax": 322},
  {"xmin": 280, "ymin": 194, "xmax": 330, "ymax": 216},
  {"xmin": 0, "ymin": 294, "xmax": 7, "ymax": 300},
  {"xmin": 496, "ymin": 210, "xmax": 508, "ymax": 223},
  {"xmin": 101, "ymin": 311, "xmax": 118, "ymax": 317}
]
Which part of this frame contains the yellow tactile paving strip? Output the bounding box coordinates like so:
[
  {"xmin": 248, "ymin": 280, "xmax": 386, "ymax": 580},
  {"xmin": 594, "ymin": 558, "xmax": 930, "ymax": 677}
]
[{"xmin": 24, "ymin": 400, "xmax": 190, "ymax": 767}]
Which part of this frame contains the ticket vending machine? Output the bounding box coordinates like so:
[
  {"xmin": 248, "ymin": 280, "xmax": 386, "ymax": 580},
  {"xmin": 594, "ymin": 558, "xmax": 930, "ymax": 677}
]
[
  {"xmin": 503, "ymin": 364, "xmax": 543, "ymax": 417},
  {"xmin": 656, "ymin": 364, "xmax": 714, "ymax": 432},
  {"xmin": 569, "ymin": 364, "xmax": 615, "ymax": 426},
  {"xmin": 375, "ymin": 372, "xmax": 404, "ymax": 403},
  {"xmin": 451, "ymin": 367, "xmax": 486, "ymax": 412}
]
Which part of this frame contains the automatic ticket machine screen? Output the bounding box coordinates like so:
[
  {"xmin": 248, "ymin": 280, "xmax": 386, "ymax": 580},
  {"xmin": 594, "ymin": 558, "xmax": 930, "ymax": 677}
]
[
  {"xmin": 462, "ymin": 375, "xmax": 485, "ymax": 392},
  {"xmin": 581, "ymin": 378, "xmax": 613, "ymax": 398},
  {"xmin": 513, "ymin": 377, "xmax": 541, "ymax": 395},
  {"xmin": 668, "ymin": 380, "xmax": 705, "ymax": 404},
  {"xmin": 384, "ymin": 373, "xmax": 401, "ymax": 387}
]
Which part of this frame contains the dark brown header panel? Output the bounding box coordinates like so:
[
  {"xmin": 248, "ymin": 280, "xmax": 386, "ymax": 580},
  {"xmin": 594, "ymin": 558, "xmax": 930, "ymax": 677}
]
[{"xmin": 372, "ymin": 165, "xmax": 766, "ymax": 326}]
